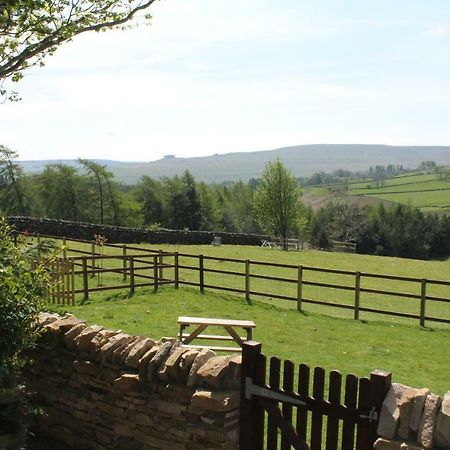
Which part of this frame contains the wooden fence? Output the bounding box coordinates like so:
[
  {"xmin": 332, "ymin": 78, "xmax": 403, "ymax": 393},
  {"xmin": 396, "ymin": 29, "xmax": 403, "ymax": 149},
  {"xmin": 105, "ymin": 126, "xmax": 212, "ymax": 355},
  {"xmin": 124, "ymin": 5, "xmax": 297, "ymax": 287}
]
[
  {"xmin": 27, "ymin": 234, "xmax": 450, "ymax": 326},
  {"xmin": 48, "ymin": 253, "xmax": 177, "ymax": 304},
  {"xmin": 239, "ymin": 341, "xmax": 392, "ymax": 450}
]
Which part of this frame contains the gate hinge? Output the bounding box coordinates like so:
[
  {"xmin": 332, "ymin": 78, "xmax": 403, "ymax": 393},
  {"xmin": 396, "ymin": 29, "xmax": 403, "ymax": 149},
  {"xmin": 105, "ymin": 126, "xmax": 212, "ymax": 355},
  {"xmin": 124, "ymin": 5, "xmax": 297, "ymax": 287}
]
[
  {"xmin": 360, "ymin": 407, "xmax": 378, "ymax": 422},
  {"xmin": 245, "ymin": 377, "xmax": 307, "ymax": 407}
]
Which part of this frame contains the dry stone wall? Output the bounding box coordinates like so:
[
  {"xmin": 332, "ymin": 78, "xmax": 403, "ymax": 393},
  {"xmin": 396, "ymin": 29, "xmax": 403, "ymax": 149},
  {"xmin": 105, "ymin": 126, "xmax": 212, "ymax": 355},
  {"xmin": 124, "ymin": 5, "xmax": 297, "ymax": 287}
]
[
  {"xmin": 375, "ymin": 383, "xmax": 450, "ymax": 450},
  {"xmin": 24, "ymin": 313, "xmax": 241, "ymax": 450},
  {"xmin": 7, "ymin": 216, "xmax": 268, "ymax": 246}
]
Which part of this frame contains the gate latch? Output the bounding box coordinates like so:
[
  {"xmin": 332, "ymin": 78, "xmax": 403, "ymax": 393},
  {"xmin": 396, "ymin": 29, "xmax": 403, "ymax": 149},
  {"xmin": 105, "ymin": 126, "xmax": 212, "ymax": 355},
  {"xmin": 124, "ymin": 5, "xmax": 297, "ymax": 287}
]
[{"xmin": 360, "ymin": 407, "xmax": 378, "ymax": 422}]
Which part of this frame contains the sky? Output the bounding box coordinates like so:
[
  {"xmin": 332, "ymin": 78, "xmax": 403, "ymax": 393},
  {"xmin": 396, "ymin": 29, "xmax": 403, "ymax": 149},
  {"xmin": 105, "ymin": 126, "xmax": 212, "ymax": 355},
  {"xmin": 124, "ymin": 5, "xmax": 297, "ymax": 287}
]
[{"xmin": 1, "ymin": 0, "xmax": 450, "ymax": 162}]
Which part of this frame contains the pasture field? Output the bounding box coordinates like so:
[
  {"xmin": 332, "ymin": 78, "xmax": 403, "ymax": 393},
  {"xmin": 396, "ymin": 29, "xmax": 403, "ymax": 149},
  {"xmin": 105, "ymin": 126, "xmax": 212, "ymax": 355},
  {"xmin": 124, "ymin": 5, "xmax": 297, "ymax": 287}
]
[
  {"xmin": 303, "ymin": 170, "xmax": 450, "ymax": 213},
  {"xmin": 48, "ymin": 284, "xmax": 450, "ymax": 395},
  {"xmin": 39, "ymin": 236, "xmax": 450, "ymax": 327},
  {"xmin": 31, "ymin": 236, "xmax": 450, "ymax": 394}
]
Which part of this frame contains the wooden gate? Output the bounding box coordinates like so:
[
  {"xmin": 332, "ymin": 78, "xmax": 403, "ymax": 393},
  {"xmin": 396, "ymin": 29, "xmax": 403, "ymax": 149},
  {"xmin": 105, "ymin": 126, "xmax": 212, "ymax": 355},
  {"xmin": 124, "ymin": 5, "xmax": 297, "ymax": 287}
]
[
  {"xmin": 239, "ymin": 342, "xmax": 391, "ymax": 450},
  {"xmin": 49, "ymin": 257, "xmax": 75, "ymax": 305}
]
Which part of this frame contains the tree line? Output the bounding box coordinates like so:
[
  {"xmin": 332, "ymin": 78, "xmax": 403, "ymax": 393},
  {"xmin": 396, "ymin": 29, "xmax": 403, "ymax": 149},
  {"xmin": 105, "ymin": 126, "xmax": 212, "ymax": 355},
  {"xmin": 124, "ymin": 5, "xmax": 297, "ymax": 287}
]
[{"xmin": 1, "ymin": 145, "xmax": 450, "ymax": 260}]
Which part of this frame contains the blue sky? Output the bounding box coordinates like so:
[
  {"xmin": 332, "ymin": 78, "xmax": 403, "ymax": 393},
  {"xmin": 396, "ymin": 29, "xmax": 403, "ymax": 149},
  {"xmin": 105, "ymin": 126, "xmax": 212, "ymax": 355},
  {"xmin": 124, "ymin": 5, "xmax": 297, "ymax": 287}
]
[{"xmin": 1, "ymin": 0, "xmax": 450, "ymax": 161}]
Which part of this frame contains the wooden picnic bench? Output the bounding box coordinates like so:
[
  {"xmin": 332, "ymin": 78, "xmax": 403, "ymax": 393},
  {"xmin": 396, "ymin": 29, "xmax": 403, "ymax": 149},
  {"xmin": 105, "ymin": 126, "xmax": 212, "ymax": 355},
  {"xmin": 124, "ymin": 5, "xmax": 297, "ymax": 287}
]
[{"xmin": 177, "ymin": 316, "xmax": 256, "ymax": 352}]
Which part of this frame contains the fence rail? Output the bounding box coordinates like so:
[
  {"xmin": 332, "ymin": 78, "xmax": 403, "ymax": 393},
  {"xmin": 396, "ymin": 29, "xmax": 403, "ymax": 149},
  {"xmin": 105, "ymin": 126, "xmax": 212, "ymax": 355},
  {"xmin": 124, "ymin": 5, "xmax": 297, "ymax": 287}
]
[{"xmin": 23, "ymin": 233, "xmax": 450, "ymax": 326}]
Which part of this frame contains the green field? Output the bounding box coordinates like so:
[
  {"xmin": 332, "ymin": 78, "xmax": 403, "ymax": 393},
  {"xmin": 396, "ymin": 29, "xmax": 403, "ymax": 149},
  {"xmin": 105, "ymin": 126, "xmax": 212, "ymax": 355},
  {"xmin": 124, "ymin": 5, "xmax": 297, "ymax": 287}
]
[
  {"xmin": 49, "ymin": 285, "xmax": 449, "ymax": 395},
  {"xmin": 36, "ymin": 237, "xmax": 450, "ymax": 394},
  {"xmin": 43, "ymin": 237, "xmax": 450, "ymax": 325},
  {"xmin": 303, "ymin": 170, "xmax": 450, "ymax": 213}
]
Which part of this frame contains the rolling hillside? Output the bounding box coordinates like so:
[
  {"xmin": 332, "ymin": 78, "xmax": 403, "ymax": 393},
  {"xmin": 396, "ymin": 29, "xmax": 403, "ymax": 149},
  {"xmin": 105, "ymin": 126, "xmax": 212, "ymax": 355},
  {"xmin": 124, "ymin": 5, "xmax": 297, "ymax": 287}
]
[
  {"xmin": 20, "ymin": 144, "xmax": 450, "ymax": 184},
  {"xmin": 303, "ymin": 170, "xmax": 450, "ymax": 214}
]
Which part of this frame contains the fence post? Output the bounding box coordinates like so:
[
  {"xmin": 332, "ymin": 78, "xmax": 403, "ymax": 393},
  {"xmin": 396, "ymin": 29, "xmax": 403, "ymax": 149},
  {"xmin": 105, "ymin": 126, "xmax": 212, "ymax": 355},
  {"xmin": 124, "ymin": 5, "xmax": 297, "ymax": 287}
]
[
  {"xmin": 91, "ymin": 242, "xmax": 96, "ymax": 277},
  {"xmin": 354, "ymin": 271, "xmax": 361, "ymax": 320},
  {"xmin": 123, "ymin": 245, "xmax": 128, "ymax": 280},
  {"xmin": 245, "ymin": 259, "xmax": 250, "ymax": 303},
  {"xmin": 159, "ymin": 250, "xmax": 164, "ymax": 281},
  {"xmin": 369, "ymin": 369, "xmax": 392, "ymax": 446},
  {"xmin": 174, "ymin": 252, "xmax": 179, "ymax": 289},
  {"xmin": 129, "ymin": 256, "xmax": 135, "ymax": 295},
  {"xmin": 199, "ymin": 254, "xmax": 204, "ymax": 294},
  {"xmin": 239, "ymin": 341, "xmax": 263, "ymax": 450},
  {"xmin": 50, "ymin": 260, "xmax": 55, "ymax": 304},
  {"xmin": 82, "ymin": 257, "xmax": 89, "ymax": 301},
  {"xmin": 65, "ymin": 259, "xmax": 70, "ymax": 305},
  {"xmin": 13, "ymin": 232, "xmax": 17, "ymax": 247},
  {"xmin": 153, "ymin": 255, "xmax": 158, "ymax": 292},
  {"xmin": 297, "ymin": 265, "xmax": 303, "ymax": 311},
  {"xmin": 63, "ymin": 237, "xmax": 67, "ymax": 259},
  {"xmin": 420, "ymin": 279, "xmax": 427, "ymax": 327},
  {"xmin": 71, "ymin": 258, "xmax": 75, "ymax": 306},
  {"xmin": 56, "ymin": 258, "xmax": 61, "ymax": 304}
]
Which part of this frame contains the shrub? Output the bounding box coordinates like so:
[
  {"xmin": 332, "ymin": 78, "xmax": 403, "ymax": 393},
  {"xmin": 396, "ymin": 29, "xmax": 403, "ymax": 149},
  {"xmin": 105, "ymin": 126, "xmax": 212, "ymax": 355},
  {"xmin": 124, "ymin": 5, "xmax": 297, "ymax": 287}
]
[{"xmin": 0, "ymin": 219, "xmax": 50, "ymax": 434}]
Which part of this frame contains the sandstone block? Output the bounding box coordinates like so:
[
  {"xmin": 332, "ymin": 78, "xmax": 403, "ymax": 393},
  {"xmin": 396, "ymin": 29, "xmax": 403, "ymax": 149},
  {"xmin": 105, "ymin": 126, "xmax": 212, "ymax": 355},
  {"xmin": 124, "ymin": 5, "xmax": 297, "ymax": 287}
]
[
  {"xmin": 111, "ymin": 340, "xmax": 135, "ymax": 366},
  {"xmin": 179, "ymin": 349, "xmax": 200, "ymax": 381},
  {"xmin": 418, "ymin": 393, "xmax": 441, "ymax": 449},
  {"xmin": 98, "ymin": 333, "xmax": 131, "ymax": 363},
  {"xmin": 147, "ymin": 342, "xmax": 173, "ymax": 383},
  {"xmin": 44, "ymin": 314, "xmax": 85, "ymax": 334},
  {"xmin": 410, "ymin": 388, "xmax": 430, "ymax": 433},
  {"xmin": 195, "ymin": 355, "xmax": 240, "ymax": 390},
  {"xmin": 187, "ymin": 348, "xmax": 216, "ymax": 387},
  {"xmin": 158, "ymin": 348, "xmax": 190, "ymax": 382},
  {"xmin": 113, "ymin": 374, "xmax": 141, "ymax": 393},
  {"xmin": 159, "ymin": 337, "xmax": 177, "ymax": 344},
  {"xmin": 113, "ymin": 336, "xmax": 144, "ymax": 365},
  {"xmin": 74, "ymin": 325, "xmax": 104, "ymax": 352},
  {"xmin": 378, "ymin": 383, "xmax": 410, "ymax": 439},
  {"xmin": 64, "ymin": 323, "xmax": 87, "ymax": 350},
  {"xmin": 435, "ymin": 391, "xmax": 450, "ymax": 449},
  {"xmin": 37, "ymin": 312, "xmax": 61, "ymax": 326},
  {"xmin": 190, "ymin": 390, "xmax": 240, "ymax": 412},
  {"xmin": 398, "ymin": 388, "xmax": 417, "ymax": 440},
  {"xmin": 89, "ymin": 329, "xmax": 120, "ymax": 358},
  {"xmin": 137, "ymin": 346, "xmax": 160, "ymax": 381},
  {"xmin": 222, "ymin": 355, "xmax": 241, "ymax": 389},
  {"xmin": 125, "ymin": 338, "xmax": 155, "ymax": 368}
]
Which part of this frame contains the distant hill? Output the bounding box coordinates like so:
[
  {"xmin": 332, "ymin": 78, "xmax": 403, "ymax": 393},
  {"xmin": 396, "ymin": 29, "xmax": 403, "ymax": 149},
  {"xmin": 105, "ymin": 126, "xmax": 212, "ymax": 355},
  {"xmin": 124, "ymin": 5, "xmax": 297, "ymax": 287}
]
[
  {"xmin": 20, "ymin": 144, "xmax": 450, "ymax": 184},
  {"xmin": 303, "ymin": 169, "xmax": 450, "ymax": 214}
]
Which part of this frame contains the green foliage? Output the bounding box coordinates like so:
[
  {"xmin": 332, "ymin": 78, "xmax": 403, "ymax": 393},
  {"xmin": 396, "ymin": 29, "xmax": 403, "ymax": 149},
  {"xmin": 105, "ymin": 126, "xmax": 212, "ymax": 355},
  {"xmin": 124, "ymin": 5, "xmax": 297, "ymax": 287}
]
[
  {"xmin": 0, "ymin": 219, "xmax": 50, "ymax": 433},
  {"xmin": 0, "ymin": 145, "xmax": 30, "ymax": 215},
  {"xmin": 253, "ymin": 160, "xmax": 303, "ymax": 245},
  {"xmin": 0, "ymin": 0, "xmax": 157, "ymax": 100},
  {"xmin": 39, "ymin": 164, "xmax": 80, "ymax": 220}
]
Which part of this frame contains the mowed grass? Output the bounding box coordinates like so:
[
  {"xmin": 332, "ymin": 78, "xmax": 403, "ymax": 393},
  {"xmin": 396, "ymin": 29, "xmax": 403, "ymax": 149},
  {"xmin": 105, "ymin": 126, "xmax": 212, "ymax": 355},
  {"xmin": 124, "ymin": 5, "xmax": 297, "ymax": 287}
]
[
  {"xmin": 48, "ymin": 284, "xmax": 450, "ymax": 395},
  {"xmin": 34, "ymin": 236, "xmax": 450, "ymax": 393},
  {"xmin": 40, "ymin": 236, "xmax": 450, "ymax": 326}
]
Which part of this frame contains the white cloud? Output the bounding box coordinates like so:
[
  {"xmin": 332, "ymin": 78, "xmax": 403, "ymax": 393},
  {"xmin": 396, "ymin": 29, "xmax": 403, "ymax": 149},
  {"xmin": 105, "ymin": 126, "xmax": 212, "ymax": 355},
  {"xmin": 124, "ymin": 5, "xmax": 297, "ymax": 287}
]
[{"xmin": 423, "ymin": 25, "xmax": 450, "ymax": 37}]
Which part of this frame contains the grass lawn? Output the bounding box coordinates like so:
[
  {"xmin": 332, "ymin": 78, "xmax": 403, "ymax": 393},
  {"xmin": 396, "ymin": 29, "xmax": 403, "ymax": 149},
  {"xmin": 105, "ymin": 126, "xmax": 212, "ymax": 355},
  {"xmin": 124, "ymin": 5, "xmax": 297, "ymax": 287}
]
[
  {"xmin": 48, "ymin": 285, "xmax": 450, "ymax": 395},
  {"xmin": 51, "ymin": 237, "xmax": 450, "ymax": 326}
]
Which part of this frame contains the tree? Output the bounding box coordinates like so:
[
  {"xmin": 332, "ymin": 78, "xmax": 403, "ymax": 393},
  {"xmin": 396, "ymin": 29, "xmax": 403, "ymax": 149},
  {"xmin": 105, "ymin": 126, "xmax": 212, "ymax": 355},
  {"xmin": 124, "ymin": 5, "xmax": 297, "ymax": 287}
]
[
  {"xmin": 135, "ymin": 176, "xmax": 164, "ymax": 226},
  {"xmin": 0, "ymin": 145, "xmax": 29, "ymax": 214},
  {"xmin": 79, "ymin": 158, "xmax": 120, "ymax": 225},
  {"xmin": 39, "ymin": 164, "xmax": 80, "ymax": 220},
  {"xmin": 253, "ymin": 160, "xmax": 303, "ymax": 249},
  {"xmin": 0, "ymin": 0, "xmax": 157, "ymax": 100}
]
